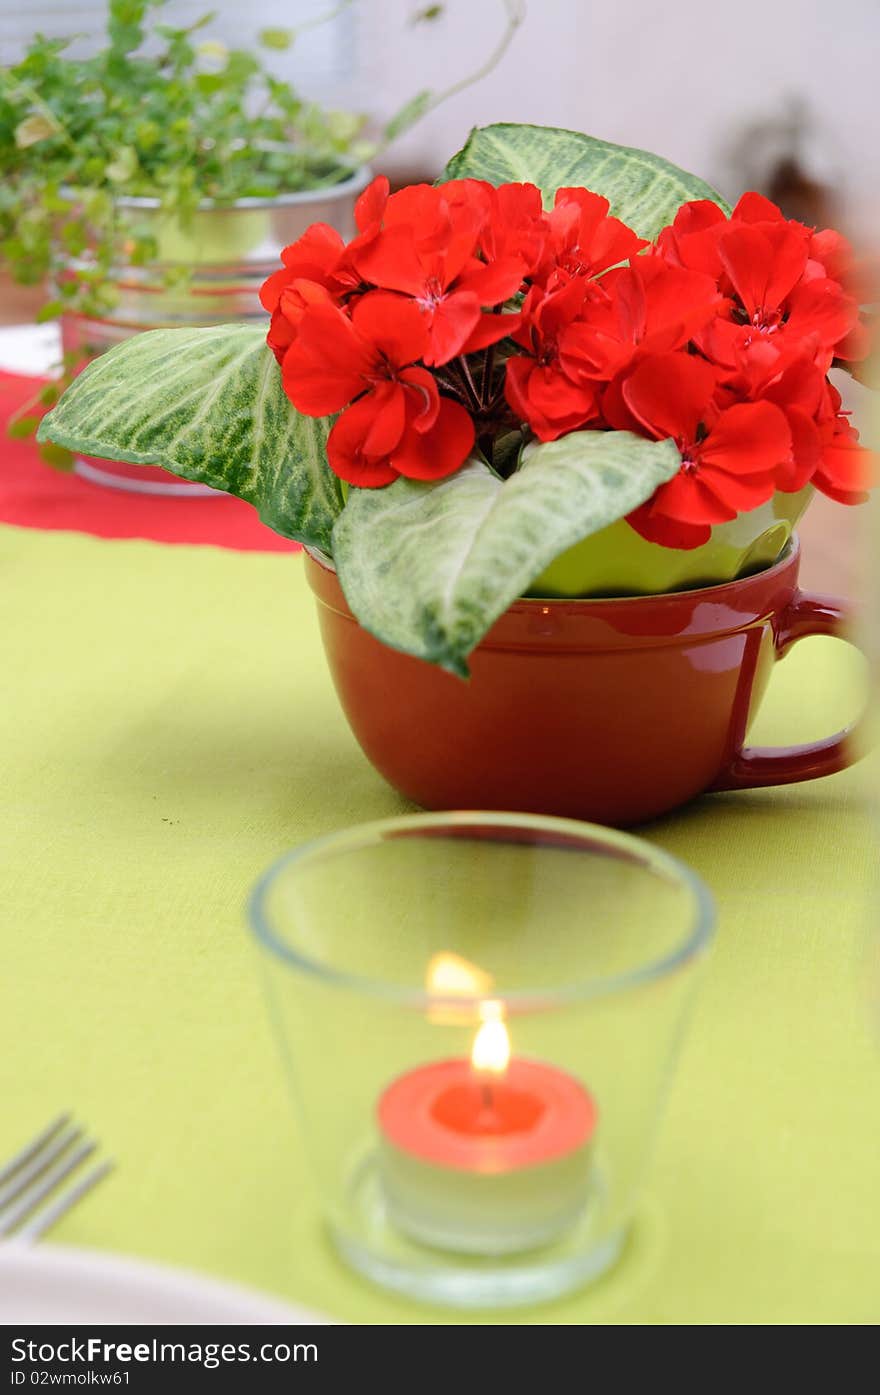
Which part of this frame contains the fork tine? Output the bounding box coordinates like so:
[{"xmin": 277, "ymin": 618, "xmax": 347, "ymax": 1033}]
[
  {"xmin": 0, "ymin": 1124, "xmax": 82, "ymax": 1211},
  {"xmin": 0, "ymin": 1115, "xmax": 71, "ymax": 1188},
  {"xmin": 0, "ymin": 1138, "xmax": 96, "ymax": 1238},
  {"xmin": 16, "ymin": 1159, "xmax": 114, "ymax": 1242}
]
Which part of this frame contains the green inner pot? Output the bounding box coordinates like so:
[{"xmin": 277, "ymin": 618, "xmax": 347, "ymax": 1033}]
[{"xmin": 529, "ymin": 487, "xmax": 813, "ymax": 598}]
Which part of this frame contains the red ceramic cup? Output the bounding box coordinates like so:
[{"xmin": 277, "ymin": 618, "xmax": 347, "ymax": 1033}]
[{"xmin": 306, "ymin": 541, "xmax": 865, "ymax": 826}]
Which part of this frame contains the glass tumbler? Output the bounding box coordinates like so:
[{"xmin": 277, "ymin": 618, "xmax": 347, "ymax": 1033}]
[{"xmin": 249, "ymin": 812, "xmax": 715, "ymax": 1308}]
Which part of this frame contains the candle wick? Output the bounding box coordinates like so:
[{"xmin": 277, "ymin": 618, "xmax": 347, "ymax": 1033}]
[{"xmin": 480, "ymin": 1081, "xmax": 494, "ymax": 1111}]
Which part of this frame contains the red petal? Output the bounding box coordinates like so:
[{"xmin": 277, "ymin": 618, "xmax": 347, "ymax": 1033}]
[
  {"xmin": 534, "ymin": 276, "xmax": 594, "ymax": 338},
  {"xmin": 776, "ymin": 406, "xmax": 820, "ymax": 490},
  {"xmin": 549, "ymin": 189, "xmax": 646, "ymax": 276},
  {"xmin": 640, "ymin": 264, "xmax": 722, "ymax": 348},
  {"xmin": 697, "ymin": 465, "xmax": 777, "ymax": 511},
  {"xmin": 375, "ymin": 185, "xmax": 484, "ymax": 290},
  {"xmin": 554, "ymin": 187, "xmax": 610, "ymax": 218},
  {"xmin": 441, "ymin": 177, "xmax": 494, "ymax": 219},
  {"xmin": 390, "ymin": 397, "xmax": 475, "ymax": 480},
  {"xmin": 266, "ymin": 308, "xmax": 295, "ymax": 364},
  {"xmin": 695, "ymin": 314, "xmax": 753, "ymax": 371},
  {"xmin": 835, "ymin": 321, "xmax": 872, "ymax": 362},
  {"xmin": 282, "ymin": 302, "xmax": 376, "ymax": 415},
  {"xmin": 621, "ymin": 352, "xmax": 718, "ymax": 443},
  {"xmin": 351, "ymin": 292, "xmax": 428, "ymax": 367},
  {"xmin": 814, "ymin": 436, "xmax": 874, "ymax": 503},
  {"xmin": 505, "ymin": 356, "xmax": 598, "ymax": 440},
  {"xmin": 762, "ymin": 354, "xmax": 825, "ymax": 417},
  {"xmin": 670, "ymin": 200, "xmax": 728, "ymax": 237},
  {"xmin": 504, "ymin": 354, "xmax": 537, "ymax": 423},
  {"xmin": 587, "ymin": 217, "xmax": 648, "ymax": 274},
  {"xmin": 731, "ymin": 192, "xmax": 785, "ymax": 224},
  {"xmin": 459, "ymin": 309, "xmax": 522, "ymax": 355},
  {"xmin": 786, "ymin": 278, "xmax": 860, "ymax": 352},
  {"xmin": 326, "ymin": 396, "xmax": 399, "ymax": 487},
  {"xmin": 651, "ymin": 469, "xmax": 737, "ymax": 524},
  {"xmin": 260, "ymin": 266, "xmax": 291, "ymax": 313},
  {"xmin": 656, "ymin": 201, "xmax": 727, "ymax": 279},
  {"xmin": 456, "ymin": 256, "xmax": 526, "ymax": 306},
  {"xmin": 600, "ymin": 372, "xmax": 640, "ymax": 432},
  {"xmin": 381, "ymin": 183, "xmax": 438, "ymax": 227},
  {"xmin": 277, "ymin": 277, "xmax": 334, "ymax": 329},
  {"xmin": 526, "ymin": 364, "xmax": 596, "ymax": 419},
  {"xmin": 559, "ymin": 320, "xmax": 629, "ymax": 381},
  {"xmin": 481, "ymin": 182, "xmax": 547, "ymax": 272},
  {"xmin": 360, "ymin": 381, "xmax": 407, "ymax": 456},
  {"xmin": 422, "ymin": 291, "xmax": 482, "ymax": 366},
  {"xmin": 626, "ymin": 499, "xmax": 712, "ymax": 549},
  {"xmin": 280, "ymin": 222, "xmax": 346, "ymax": 272},
  {"xmin": 431, "ymin": 212, "xmax": 484, "ymax": 288},
  {"xmin": 353, "ymin": 226, "xmax": 429, "ymax": 296},
  {"xmin": 699, "ymin": 401, "xmax": 792, "ymax": 476},
  {"xmin": 718, "ymin": 223, "xmax": 808, "ymax": 318},
  {"xmin": 355, "ymin": 175, "xmax": 390, "ymax": 232},
  {"xmin": 400, "ymin": 365, "xmax": 440, "ymax": 434}
]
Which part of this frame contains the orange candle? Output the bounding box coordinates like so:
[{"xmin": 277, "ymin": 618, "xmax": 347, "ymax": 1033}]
[{"xmin": 378, "ymin": 1017, "xmax": 597, "ymax": 1255}]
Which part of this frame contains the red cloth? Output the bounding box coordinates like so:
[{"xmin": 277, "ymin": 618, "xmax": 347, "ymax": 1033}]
[{"xmin": 0, "ymin": 370, "xmax": 299, "ymax": 553}]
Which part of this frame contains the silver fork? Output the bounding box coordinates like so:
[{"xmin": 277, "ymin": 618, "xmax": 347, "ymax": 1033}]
[{"xmin": 0, "ymin": 1115, "xmax": 113, "ymax": 1243}]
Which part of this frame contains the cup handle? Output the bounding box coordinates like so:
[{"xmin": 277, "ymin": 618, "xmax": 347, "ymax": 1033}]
[{"xmin": 711, "ymin": 590, "xmax": 866, "ymax": 791}]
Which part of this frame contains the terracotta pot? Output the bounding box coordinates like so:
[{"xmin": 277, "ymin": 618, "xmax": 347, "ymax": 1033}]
[{"xmin": 306, "ymin": 542, "xmax": 865, "ymax": 826}]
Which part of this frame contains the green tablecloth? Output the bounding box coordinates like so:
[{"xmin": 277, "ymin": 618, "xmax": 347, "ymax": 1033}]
[{"xmin": 1, "ymin": 524, "xmax": 877, "ymax": 1325}]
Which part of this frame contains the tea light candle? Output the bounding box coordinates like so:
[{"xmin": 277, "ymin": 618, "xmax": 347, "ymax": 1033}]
[{"xmin": 377, "ymin": 1014, "xmax": 597, "ymax": 1255}]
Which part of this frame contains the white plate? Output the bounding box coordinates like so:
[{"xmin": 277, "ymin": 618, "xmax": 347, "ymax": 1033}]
[{"xmin": 0, "ymin": 1243, "xmax": 331, "ymax": 1325}]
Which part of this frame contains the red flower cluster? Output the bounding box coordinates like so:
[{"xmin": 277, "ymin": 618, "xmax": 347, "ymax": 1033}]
[{"xmin": 262, "ymin": 175, "xmax": 874, "ymax": 548}]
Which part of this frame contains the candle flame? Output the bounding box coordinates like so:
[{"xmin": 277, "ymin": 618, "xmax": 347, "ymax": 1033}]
[{"xmin": 471, "ymin": 1003, "xmax": 511, "ymax": 1074}]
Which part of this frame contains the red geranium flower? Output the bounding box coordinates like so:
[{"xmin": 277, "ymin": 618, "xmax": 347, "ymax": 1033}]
[
  {"xmin": 706, "ymin": 222, "xmax": 859, "ymax": 371},
  {"xmin": 658, "ymin": 194, "xmax": 863, "ymax": 372},
  {"xmin": 618, "ymin": 352, "xmax": 792, "ymax": 548},
  {"xmin": 725, "ymin": 194, "xmax": 876, "ymax": 348},
  {"xmin": 560, "ymin": 253, "xmax": 721, "ymax": 384},
  {"xmin": 539, "ymin": 188, "xmax": 647, "ymax": 288},
  {"xmin": 281, "ymin": 291, "xmax": 474, "ymax": 486},
  {"xmin": 260, "ymin": 171, "xmax": 872, "ymax": 534},
  {"xmin": 259, "ymin": 176, "xmax": 394, "ymax": 364},
  {"xmin": 476, "ymin": 180, "xmax": 548, "ymax": 279},
  {"xmin": 350, "ymin": 181, "xmax": 527, "ymax": 366},
  {"xmin": 259, "ymin": 223, "xmax": 362, "ymax": 363},
  {"xmin": 505, "ymin": 278, "xmax": 603, "ymax": 441},
  {"xmin": 656, "ymin": 197, "xmax": 729, "ymax": 277},
  {"xmin": 657, "ymin": 192, "xmax": 793, "ymax": 277},
  {"xmin": 815, "ymin": 424, "xmax": 873, "ymax": 505},
  {"xmin": 806, "ymin": 227, "xmax": 875, "ymax": 363},
  {"xmin": 811, "ymin": 381, "xmax": 875, "ymax": 504},
  {"xmin": 713, "ymin": 340, "xmax": 826, "ymax": 492}
]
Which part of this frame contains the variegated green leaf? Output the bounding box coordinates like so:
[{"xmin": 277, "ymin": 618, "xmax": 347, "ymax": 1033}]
[
  {"xmin": 442, "ymin": 123, "xmax": 730, "ymax": 240},
  {"xmin": 37, "ymin": 324, "xmax": 342, "ymax": 550},
  {"xmin": 332, "ymin": 432, "xmax": 681, "ymax": 677}
]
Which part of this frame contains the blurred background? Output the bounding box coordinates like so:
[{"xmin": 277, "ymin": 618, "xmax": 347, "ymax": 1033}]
[{"xmin": 3, "ymin": 0, "xmax": 877, "ymax": 229}]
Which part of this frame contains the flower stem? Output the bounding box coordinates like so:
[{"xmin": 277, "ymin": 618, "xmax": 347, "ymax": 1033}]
[
  {"xmin": 481, "ymin": 344, "xmax": 496, "ymax": 402},
  {"xmin": 456, "ymin": 355, "xmax": 482, "ymax": 410}
]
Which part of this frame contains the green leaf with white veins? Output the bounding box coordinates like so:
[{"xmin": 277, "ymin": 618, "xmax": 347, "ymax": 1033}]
[
  {"xmin": 333, "ymin": 432, "xmax": 681, "ymax": 678},
  {"xmin": 441, "ymin": 123, "xmax": 730, "ymax": 240},
  {"xmin": 37, "ymin": 324, "xmax": 342, "ymax": 551}
]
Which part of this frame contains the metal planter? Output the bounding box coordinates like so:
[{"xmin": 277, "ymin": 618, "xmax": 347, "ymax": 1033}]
[{"xmin": 61, "ymin": 168, "xmax": 369, "ymax": 495}]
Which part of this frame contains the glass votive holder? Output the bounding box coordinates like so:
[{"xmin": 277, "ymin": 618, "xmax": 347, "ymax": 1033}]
[{"xmin": 249, "ymin": 812, "xmax": 715, "ymax": 1309}]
